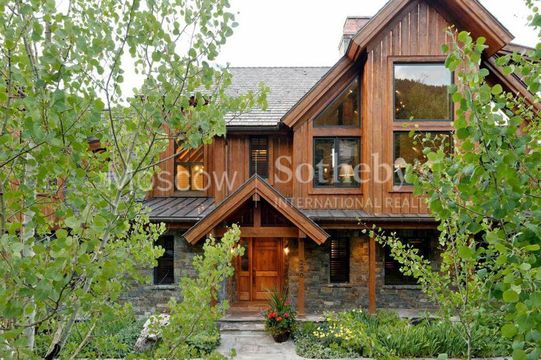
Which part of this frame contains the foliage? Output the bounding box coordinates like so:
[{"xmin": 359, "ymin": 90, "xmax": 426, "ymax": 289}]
[
  {"xmin": 0, "ymin": 0, "xmax": 266, "ymax": 358},
  {"xmin": 294, "ymin": 309, "xmax": 510, "ymax": 359},
  {"xmin": 264, "ymin": 288, "xmax": 296, "ymax": 337},
  {"xmin": 35, "ymin": 304, "xmax": 144, "ymax": 359},
  {"xmin": 390, "ymin": 2, "xmax": 541, "ymax": 358},
  {"xmin": 395, "ymin": 79, "xmax": 449, "ymax": 120},
  {"xmin": 372, "ymin": 3, "xmax": 541, "ymax": 359},
  {"xmin": 152, "ymin": 225, "xmax": 243, "ymax": 359}
]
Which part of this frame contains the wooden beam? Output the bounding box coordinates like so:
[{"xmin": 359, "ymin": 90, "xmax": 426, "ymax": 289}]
[
  {"xmin": 368, "ymin": 236, "xmax": 376, "ymax": 314},
  {"xmin": 254, "ymin": 203, "xmax": 261, "ymax": 227},
  {"xmin": 297, "ymin": 238, "xmax": 305, "ymax": 317},
  {"xmin": 215, "ymin": 227, "xmax": 299, "ymax": 238}
]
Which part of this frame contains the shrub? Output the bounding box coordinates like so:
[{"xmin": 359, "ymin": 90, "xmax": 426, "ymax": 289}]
[
  {"xmin": 293, "ymin": 309, "xmax": 511, "ymax": 359},
  {"xmin": 36, "ymin": 305, "xmax": 144, "ymax": 359}
]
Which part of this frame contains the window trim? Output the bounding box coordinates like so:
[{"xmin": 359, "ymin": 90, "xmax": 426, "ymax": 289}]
[
  {"xmin": 329, "ymin": 238, "xmax": 350, "ymax": 284},
  {"xmin": 392, "ymin": 130, "xmax": 453, "ymax": 187},
  {"xmin": 392, "ymin": 61, "xmax": 454, "ymax": 122},
  {"xmin": 312, "ymin": 137, "xmax": 361, "ymax": 189},
  {"xmin": 153, "ymin": 235, "xmax": 175, "ymax": 285},
  {"xmin": 313, "ymin": 77, "xmax": 361, "ymax": 128}
]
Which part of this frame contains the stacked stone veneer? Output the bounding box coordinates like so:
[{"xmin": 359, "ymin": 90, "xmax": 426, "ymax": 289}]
[
  {"xmin": 286, "ymin": 232, "xmax": 435, "ymax": 313},
  {"xmin": 124, "ymin": 230, "xmax": 435, "ymax": 316}
]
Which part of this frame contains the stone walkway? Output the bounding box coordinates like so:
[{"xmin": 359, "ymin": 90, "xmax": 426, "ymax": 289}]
[{"xmin": 217, "ymin": 330, "xmax": 302, "ymax": 360}]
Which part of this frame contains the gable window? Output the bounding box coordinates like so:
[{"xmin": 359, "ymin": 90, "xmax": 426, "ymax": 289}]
[
  {"xmin": 314, "ymin": 78, "xmax": 360, "ymax": 127},
  {"xmin": 394, "ymin": 63, "xmax": 452, "ymax": 121},
  {"xmin": 393, "ymin": 131, "xmax": 452, "ymax": 186},
  {"xmin": 250, "ymin": 137, "xmax": 269, "ymax": 178},
  {"xmin": 314, "ymin": 138, "xmax": 360, "ymax": 187},
  {"xmin": 330, "ymin": 238, "xmax": 350, "ymax": 283},
  {"xmin": 154, "ymin": 235, "xmax": 174, "ymax": 285},
  {"xmin": 175, "ymin": 143, "xmax": 205, "ymax": 191},
  {"xmin": 384, "ymin": 230, "xmax": 436, "ymax": 285}
]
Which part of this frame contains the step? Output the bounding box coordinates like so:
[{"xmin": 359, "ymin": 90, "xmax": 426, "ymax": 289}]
[{"xmin": 219, "ymin": 320, "xmax": 266, "ymax": 331}]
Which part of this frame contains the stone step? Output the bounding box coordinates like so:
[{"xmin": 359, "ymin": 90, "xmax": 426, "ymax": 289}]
[{"xmin": 219, "ymin": 320, "xmax": 266, "ymax": 331}]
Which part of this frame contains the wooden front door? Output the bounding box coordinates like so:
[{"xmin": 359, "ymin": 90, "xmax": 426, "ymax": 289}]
[{"xmin": 236, "ymin": 238, "xmax": 282, "ymax": 302}]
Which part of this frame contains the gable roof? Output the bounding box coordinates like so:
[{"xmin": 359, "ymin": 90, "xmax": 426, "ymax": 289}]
[
  {"xmin": 225, "ymin": 67, "xmax": 329, "ymax": 127},
  {"xmin": 183, "ymin": 175, "xmax": 330, "ymax": 244},
  {"xmin": 347, "ymin": 0, "xmax": 514, "ymax": 60}
]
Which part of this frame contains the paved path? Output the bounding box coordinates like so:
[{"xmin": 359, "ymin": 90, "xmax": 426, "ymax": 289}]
[{"xmin": 217, "ymin": 330, "xmax": 303, "ymax": 360}]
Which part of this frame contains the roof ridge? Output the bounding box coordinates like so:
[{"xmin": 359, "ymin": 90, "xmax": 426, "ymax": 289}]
[{"xmin": 228, "ymin": 66, "xmax": 331, "ymax": 69}]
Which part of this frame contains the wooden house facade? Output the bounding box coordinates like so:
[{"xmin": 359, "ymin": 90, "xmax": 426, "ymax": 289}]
[{"xmin": 126, "ymin": 0, "xmax": 534, "ymax": 316}]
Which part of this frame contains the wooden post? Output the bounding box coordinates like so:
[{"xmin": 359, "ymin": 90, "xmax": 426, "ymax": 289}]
[
  {"xmin": 368, "ymin": 235, "xmax": 376, "ymax": 314},
  {"xmin": 297, "ymin": 237, "xmax": 305, "ymax": 317}
]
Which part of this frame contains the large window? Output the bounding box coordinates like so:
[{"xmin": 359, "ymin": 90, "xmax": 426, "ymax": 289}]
[
  {"xmin": 250, "ymin": 137, "xmax": 269, "ymax": 178},
  {"xmin": 314, "ymin": 78, "xmax": 360, "ymax": 127},
  {"xmin": 314, "ymin": 138, "xmax": 360, "ymax": 187},
  {"xmin": 384, "ymin": 230, "xmax": 437, "ymax": 285},
  {"xmin": 393, "ymin": 131, "xmax": 452, "ymax": 185},
  {"xmin": 394, "ymin": 63, "xmax": 452, "ymax": 121},
  {"xmin": 174, "ymin": 143, "xmax": 205, "ymax": 191},
  {"xmin": 154, "ymin": 236, "xmax": 174, "ymax": 285},
  {"xmin": 330, "ymin": 238, "xmax": 350, "ymax": 283}
]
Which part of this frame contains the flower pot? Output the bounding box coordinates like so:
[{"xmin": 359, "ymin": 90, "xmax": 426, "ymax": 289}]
[{"xmin": 272, "ymin": 331, "xmax": 290, "ymax": 343}]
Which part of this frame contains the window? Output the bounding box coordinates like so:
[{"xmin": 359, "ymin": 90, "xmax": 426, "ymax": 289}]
[
  {"xmin": 393, "ymin": 131, "xmax": 452, "ymax": 185},
  {"xmin": 330, "ymin": 238, "xmax": 350, "ymax": 283},
  {"xmin": 394, "ymin": 63, "xmax": 452, "ymax": 121},
  {"xmin": 154, "ymin": 236, "xmax": 174, "ymax": 285},
  {"xmin": 174, "ymin": 143, "xmax": 205, "ymax": 191},
  {"xmin": 384, "ymin": 230, "xmax": 436, "ymax": 285},
  {"xmin": 250, "ymin": 137, "xmax": 269, "ymax": 178},
  {"xmin": 314, "ymin": 138, "xmax": 360, "ymax": 187},
  {"xmin": 314, "ymin": 78, "xmax": 360, "ymax": 127}
]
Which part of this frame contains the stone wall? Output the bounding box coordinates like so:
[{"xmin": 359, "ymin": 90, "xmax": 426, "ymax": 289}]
[
  {"xmin": 287, "ymin": 231, "xmax": 434, "ymax": 314},
  {"xmin": 121, "ymin": 230, "xmax": 203, "ymax": 317},
  {"xmin": 124, "ymin": 229, "xmax": 436, "ymax": 316}
]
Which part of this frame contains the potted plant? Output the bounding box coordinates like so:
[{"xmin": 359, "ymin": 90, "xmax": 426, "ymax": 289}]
[{"xmin": 264, "ymin": 288, "xmax": 296, "ymax": 343}]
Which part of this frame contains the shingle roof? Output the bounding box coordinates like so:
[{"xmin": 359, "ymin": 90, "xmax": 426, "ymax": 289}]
[
  {"xmin": 302, "ymin": 209, "xmax": 435, "ymax": 222},
  {"xmin": 145, "ymin": 197, "xmax": 215, "ymax": 222},
  {"xmin": 225, "ymin": 67, "xmax": 330, "ymax": 126}
]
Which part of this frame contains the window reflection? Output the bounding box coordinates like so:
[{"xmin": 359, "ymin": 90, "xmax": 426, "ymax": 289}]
[
  {"xmin": 314, "ymin": 138, "xmax": 360, "ymax": 187},
  {"xmin": 394, "ymin": 64, "xmax": 452, "ymax": 121},
  {"xmin": 393, "ymin": 131, "xmax": 452, "ymax": 185},
  {"xmin": 314, "ymin": 78, "xmax": 360, "ymax": 127}
]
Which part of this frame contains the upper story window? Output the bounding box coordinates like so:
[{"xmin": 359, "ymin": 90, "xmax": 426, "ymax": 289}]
[
  {"xmin": 174, "ymin": 143, "xmax": 205, "ymax": 192},
  {"xmin": 314, "ymin": 137, "xmax": 360, "ymax": 188},
  {"xmin": 330, "ymin": 238, "xmax": 350, "ymax": 283},
  {"xmin": 250, "ymin": 137, "xmax": 269, "ymax": 178},
  {"xmin": 393, "ymin": 131, "xmax": 452, "ymax": 186},
  {"xmin": 314, "ymin": 78, "xmax": 360, "ymax": 127},
  {"xmin": 154, "ymin": 235, "xmax": 174, "ymax": 285},
  {"xmin": 394, "ymin": 63, "xmax": 452, "ymax": 121}
]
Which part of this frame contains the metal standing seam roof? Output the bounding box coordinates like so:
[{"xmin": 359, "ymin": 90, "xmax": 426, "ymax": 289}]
[
  {"xmin": 301, "ymin": 209, "xmax": 435, "ymax": 222},
  {"xmin": 144, "ymin": 197, "xmax": 435, "ymax": 223},
  {"xmin": 224, "ymin": 67, "xmax": 330, "ymax": 126},
  {"xmin": 145, "ymin": 197, "xmax": 215, "ymax": 222}
]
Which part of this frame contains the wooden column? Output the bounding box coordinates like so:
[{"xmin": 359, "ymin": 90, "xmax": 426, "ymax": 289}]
[
  {"xmin": 297, "ymin": 237, "xmax": 305, "ymax": 317},
  {"xmin": 368, "ymin": 235, "xmax": 376, "ymax": 314}
]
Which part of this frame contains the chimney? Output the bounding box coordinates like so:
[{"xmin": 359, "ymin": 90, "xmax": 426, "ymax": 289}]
[{"xmin": 339, "ymin": 16, "xmax": 371, "ymax": 55}]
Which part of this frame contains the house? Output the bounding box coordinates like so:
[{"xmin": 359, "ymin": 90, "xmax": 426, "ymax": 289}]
[{"xmin": 125, "ymin": 0, "xmax": 536, "ymax": 316}]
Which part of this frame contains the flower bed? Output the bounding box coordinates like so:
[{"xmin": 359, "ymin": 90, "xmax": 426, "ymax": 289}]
[{"xmin": 293, "ymin": 309, "xmax": 511, "ymax": 359}]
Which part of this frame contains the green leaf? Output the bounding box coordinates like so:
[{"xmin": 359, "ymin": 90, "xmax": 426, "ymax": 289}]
[
  {"xmin": 503, "ymin": 289, "xmax": 519, "ymax": 303},
  {"xmin": 502, "ymin": 323, "xmax": 517, "ymax": 338},
  {"xmin": 491, "ymin": 84, "xmax": 503, "ymax": 95}
]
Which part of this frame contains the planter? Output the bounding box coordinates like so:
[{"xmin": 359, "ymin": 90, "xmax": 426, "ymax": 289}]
[{"xmin": 272, "ymin": 331, "xmax": 290, "ymax": 343}]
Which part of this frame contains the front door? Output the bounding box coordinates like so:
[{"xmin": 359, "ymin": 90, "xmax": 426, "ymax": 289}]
[{"xmin": 236, "ymin": 238, "xmax": 282, "ymax": 302}]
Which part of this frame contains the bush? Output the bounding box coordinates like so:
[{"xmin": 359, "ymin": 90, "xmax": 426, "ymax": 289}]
[
  {"xmin": 293, "ymin": 309, "xmax": 511, "ymax": 359},
  {"xmin": 36, "ymin": 305, "xmax": 144, "ymax": 359}
]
